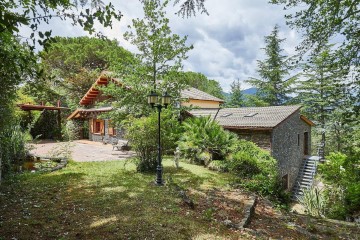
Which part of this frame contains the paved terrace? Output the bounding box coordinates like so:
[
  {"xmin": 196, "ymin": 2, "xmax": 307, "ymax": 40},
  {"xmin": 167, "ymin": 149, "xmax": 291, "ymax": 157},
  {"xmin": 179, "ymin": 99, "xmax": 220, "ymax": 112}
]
[{"xmin": 29, "ymin": 140, "xmax": 135, "ymax": 162}]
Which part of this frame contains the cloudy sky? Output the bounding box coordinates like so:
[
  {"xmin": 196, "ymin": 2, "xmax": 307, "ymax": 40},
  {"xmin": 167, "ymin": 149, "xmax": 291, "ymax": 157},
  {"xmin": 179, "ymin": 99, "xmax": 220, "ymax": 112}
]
[{"xmin": 25, "ymin": 0, "xmax": 303, "ymax": 92}]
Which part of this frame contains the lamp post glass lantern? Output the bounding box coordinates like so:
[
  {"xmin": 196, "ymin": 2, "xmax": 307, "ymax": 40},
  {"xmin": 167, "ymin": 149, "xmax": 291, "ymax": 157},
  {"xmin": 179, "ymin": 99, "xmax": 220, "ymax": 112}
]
[{"xmin": 147, "ymin": 91, "xmax": 171, "ymax": 185}]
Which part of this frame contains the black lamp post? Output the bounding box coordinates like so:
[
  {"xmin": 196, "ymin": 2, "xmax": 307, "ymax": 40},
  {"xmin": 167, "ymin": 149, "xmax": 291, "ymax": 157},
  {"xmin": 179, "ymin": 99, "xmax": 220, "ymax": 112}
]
[{"xmin": 147, "ymin": 91, "xmax": 171, "ymax": 185}]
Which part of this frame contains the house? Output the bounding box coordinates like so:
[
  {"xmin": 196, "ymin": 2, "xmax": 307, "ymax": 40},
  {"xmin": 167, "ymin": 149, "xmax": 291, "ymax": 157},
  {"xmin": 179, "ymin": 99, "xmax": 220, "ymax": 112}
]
[
  {"xmin": 187, "ymin": 106, "xmax": 315, "ymax": 190},
  {"xmin": 67, "ymin": 73, "xmax": 315, "ymax": 190},
  {"xmin": 67, "ymin": 73, "xmax": 224, "ymax": 142}
]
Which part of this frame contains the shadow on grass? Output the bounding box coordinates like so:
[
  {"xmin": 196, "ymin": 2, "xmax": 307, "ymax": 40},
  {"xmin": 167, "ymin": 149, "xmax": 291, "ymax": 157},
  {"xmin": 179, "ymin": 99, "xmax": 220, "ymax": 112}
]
[{"xmin": 0, "ymin": 162, "xmax": 236, "ymax": 240}]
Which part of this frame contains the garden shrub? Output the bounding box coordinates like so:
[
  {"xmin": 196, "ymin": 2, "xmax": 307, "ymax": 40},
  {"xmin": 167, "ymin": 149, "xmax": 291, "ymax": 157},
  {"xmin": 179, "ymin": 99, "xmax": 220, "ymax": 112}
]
[
  {"xmin": 298, "ymin": 186, "xmax": 326, "ymax": 217},
  {"xmin": 0, "ymin": 123, "xmax": 28, "ymax": 179},
  {"xmin": 177, "ymin": 116, "xmax": 237, "ymax": 165},
  {"xmin": 124, "ymin": 110, "xmax": 181, "ymax": 172},
  {"xmin": 318, "ymin": 151, "xmax": 360, "ymax": 219},
  {"xmin": 208, "ymin": 160, "xmax": 228, "ymax": 172},
  {"xmin": 220, "ymin": 140, "xmax": 280, "ymax": 197},
  {"xmin": 178, "ymin": 117, "xmax": 281, "ymax": 197},
  {"xmin": 30, "ymin": 110, "xmax": 61, "ymax": 139},
  {"xmin": 62, "ymin": 120, "xmax": 82, "ymax": 141}
]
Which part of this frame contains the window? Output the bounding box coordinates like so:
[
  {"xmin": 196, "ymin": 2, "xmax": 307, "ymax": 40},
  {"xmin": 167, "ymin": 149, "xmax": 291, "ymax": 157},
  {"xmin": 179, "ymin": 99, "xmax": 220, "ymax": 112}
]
[
  {"xmin": 297, "ymin": 134, "xmax": 300, "ymax": 146},
  {"xmin": 220, "ymin": 113, "xmax": 233, "ymax": 117},
  {"xmin": 282, "ymin": 174, "xmax": 289, "ymax": 190},
  {"xmin": 108, "ymin": 120, "xmax": 116, "ymax": 136},
  {"xmin": 92, "ymin": 119, "xmax": 104, "ymax": 134},
  {"xmin": 244, "ymin": 112, "xmax": 258, "ymax": 117}
]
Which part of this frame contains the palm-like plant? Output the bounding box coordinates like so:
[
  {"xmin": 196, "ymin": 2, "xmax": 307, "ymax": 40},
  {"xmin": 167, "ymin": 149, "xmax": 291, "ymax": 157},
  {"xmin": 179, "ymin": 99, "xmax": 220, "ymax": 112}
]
[{"xmin": 178, "ymin": 116, "xmax": 237, "ymax": 165}]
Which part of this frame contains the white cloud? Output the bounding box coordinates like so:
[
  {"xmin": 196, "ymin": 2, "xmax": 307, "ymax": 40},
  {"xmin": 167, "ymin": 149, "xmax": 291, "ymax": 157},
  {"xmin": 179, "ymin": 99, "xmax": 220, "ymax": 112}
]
[{"xmin": 20, "ymin": 0, "xmax": 302, "ymax": 93}]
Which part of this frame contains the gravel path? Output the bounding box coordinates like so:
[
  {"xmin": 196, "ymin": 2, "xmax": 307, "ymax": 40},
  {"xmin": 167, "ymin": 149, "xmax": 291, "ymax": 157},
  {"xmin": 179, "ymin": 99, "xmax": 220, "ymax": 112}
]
[{"xmin": 29, "ymin": 140, "xmax": 136, "ymax": 162}]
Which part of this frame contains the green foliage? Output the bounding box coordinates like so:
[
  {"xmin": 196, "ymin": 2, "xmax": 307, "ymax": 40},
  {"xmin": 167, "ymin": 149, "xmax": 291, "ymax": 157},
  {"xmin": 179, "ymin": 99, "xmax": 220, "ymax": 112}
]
[
  {"xmin": 0, "ymin": 0, "xmax": 122, "ymax": 176},
  {"xmin": 62, "ymin": 120, "xmax": 82, "ymax": 141},
  {"xmin": 102, "ymin": 0, "xmax": 193, "ymax": 123},
  {"xmin": 227, "ymin": 140, "xmax": 280, "ymax": 196},
  {"xmin": 226, "ymin": 79, "xmax": 244, "ymax": 107},
  {"xmin": 318, "ymin": 152, "xmax": 347, "ymax": 182},
  {"xmin": 181, "ymin": 71, "xmax": 224, "ymax": 99},
  {"xmin": 124, "ymin": 0, "xmax": 193, "ymax": 87},
  {"xmin": 177, "ymin": 116, "xmax": 237, "ymax": 165},
  {"xmin": 1, "ymin": 1, "xmax": 121, "ymax": 45},
  {"xmin": 271, "ymin": 0, "xmax": 359, "ymax": 82},
  {"xmin": 40, "ymin": 36, "xmax": 134, "ymax": 78},
  {"xmin": 33, "ymin": 37, "xmax": 136, "ymax": 110},
  {"xmin": 178, "ymin": 117, "xmax": 281, "ymax": 197},
  {"xmin": 318, "ymin": 152, "xmax": 360, "ymax": 219},
  {"xmin": 124, "ymin": 110, "xmax": 181, "ymax": 172},
  {"xmin": 30, "ymin": 110, "xmax": 61, "ymax": 140},
  {"xmin": 0, "ymin": 122, "xmax": 28, "ymax": 178},
  {"xmin": 298, "ymin": 186, "xmax": 326, "ymax": 217},
  {"xmin": 297, "ymin": 45, "xmax": 348, "ymax": 126},
  {"xmin": 207, "ymin": 160, "xmax": 228, "ymax": 172},
  {"xmin": 243, "ymin": 94, "xmax": 270, "ymax": 107},
  {"xmin": 174, "ymin": 0, "xmax": 209, "ymax": 18},
  {"xmin": 247, "ymin": 25, "xmax": 297, "ymax": 106}
]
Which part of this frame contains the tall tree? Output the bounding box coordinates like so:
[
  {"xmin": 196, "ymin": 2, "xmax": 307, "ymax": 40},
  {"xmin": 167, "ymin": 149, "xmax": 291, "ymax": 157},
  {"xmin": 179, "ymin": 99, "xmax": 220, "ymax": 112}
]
[
  {"xmin": 124, "ymin": 0, "xmax": 193, "ymax": 90},
  {"xmin": 297, "ymin": 45, "xmax": 347, "ymax": 127},
  {"xmin": 247, "ymin": 25, "xmax": 296, "ymax": 106},
  {"xmin": 0, "ymin": 0, "xmax": 121, "ymax": 179},
  {"xmin": 181, "ymin": 71, "xmax": 223, "ymax": 99},
  {"xmin": 297, "ymin": 45, "xmax": 356, "ymax": 153},
  {"xmin": 271, "ymin": 0, "xmax": 359, "ymax": 78},
  {"xmin": 227, "ymin": 79, "xmax": 244, "ymax": 107},
  {"xmin": 271, "ymin": 0, "xmax": 360, "ymax": 121},
  {"xmin": 34, "ymin": 36, "xmax": 135, "ymax": 109},
  {"xmin": 102, "ymin": 0, "xmax": 193, "ymax": 122}
]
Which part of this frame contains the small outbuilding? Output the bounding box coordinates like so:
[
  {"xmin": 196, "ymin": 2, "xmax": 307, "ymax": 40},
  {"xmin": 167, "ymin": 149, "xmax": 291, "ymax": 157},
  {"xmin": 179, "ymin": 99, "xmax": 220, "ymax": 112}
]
[{"xmin": 187, "ymin": 106, "xmax": 315, "ymax": 190}]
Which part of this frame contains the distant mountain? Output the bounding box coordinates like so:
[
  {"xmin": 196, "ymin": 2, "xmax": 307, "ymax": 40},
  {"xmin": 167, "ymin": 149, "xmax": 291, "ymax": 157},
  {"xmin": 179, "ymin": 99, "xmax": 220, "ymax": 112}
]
[
  {"xmin": 222, "ymin": 87, "xmax": 257, "ymax": 99},
  {"xmin": 242, "ymin": 87, "xmax": 257, "ymax": 95}
]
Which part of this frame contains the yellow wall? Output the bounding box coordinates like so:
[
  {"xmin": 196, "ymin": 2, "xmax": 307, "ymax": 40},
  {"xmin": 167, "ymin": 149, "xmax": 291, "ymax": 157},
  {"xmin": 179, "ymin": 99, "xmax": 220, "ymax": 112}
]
[{"xmin": 181, "ymin": 99, "xmax": 221, "ymax": 108}]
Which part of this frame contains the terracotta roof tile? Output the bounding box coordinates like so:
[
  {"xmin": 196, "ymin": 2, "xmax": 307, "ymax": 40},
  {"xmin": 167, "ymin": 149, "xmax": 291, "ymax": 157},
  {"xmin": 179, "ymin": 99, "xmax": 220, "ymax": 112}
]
[
  {"xmin": 181, "ymin": 87, "xmax": 224, "ymax": 102},
  {"xmin": 188, "ymin": 105, "xmax": 302, "ymax": 129}
]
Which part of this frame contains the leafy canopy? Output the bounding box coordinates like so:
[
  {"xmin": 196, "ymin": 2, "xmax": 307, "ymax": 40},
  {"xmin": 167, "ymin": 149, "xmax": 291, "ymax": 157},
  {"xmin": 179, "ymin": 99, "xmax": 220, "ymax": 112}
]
[
  {"xmin": 124, "ymin": 0, "xmax": 193, "ymax": 88},
  {"xmin": 102, "ymin": 0, "xmax": 193, "ymax": 122},
  {"xmin": 35, "ymin": 36, "xmax": 135, "ymax": 109},
  {"xmin": 181, "ymin": 71, "xmax": 224, "ymax": 99}
]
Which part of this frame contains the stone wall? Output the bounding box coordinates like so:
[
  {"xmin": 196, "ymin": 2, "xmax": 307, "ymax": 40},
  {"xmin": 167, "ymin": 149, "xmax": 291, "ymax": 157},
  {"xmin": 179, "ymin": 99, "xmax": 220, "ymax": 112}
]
[
  {"xmin": 227, "ymin": 129, "xmax": 271, "ymax": 151},
  {"xmin": 271, "ymin": 110, "xmax": 312, "ymax": 189},
  {"xmin": 89, "ymin": 119, "xmax": 123, "ymax": 143}
]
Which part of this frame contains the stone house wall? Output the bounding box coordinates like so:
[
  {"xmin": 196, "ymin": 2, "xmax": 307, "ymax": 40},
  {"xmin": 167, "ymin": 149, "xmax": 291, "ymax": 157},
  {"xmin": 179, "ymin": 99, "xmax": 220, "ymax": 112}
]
[
  {"xmin": 271, "ymin": 110, "xmax": 311, "ymax": 189},
  {"xmin": 226, "ymin": 129, "xmax": 271, "ymax": 151},
  {"xmin": 89, "ymin": 119, "xmax": 123, "ymax": 143}
]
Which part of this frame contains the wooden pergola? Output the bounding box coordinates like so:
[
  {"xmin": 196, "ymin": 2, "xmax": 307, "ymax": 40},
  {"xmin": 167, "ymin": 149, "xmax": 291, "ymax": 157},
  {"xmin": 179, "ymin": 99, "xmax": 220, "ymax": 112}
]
[{"xmin": 17, "ymin": 102, "xmax": 69, "ymax": 139}]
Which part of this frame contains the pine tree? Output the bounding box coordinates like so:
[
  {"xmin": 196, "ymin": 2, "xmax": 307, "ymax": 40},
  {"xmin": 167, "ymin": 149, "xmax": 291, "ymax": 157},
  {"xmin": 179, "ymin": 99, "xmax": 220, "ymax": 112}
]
[
  {"xmin": 227, "ymin": 79, "xmax": 244, "ymax": 107},
  {"xmin": 297, "ymin": 45, "xmax": 347, "ymax": 126},
  {"xmin": 297, "ymin": 44, "xmax": 352, "ymax": 152},
  {"xmin": 247, "ymin": 25, "xmax": 297, "ymax": 106}
]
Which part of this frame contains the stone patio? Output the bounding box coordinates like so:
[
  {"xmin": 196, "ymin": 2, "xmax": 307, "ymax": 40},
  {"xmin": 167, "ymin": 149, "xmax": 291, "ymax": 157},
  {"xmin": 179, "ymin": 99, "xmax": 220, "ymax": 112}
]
[{"xmin": 29, "ymin": 140, "xmax": 136, "ymax": 162}]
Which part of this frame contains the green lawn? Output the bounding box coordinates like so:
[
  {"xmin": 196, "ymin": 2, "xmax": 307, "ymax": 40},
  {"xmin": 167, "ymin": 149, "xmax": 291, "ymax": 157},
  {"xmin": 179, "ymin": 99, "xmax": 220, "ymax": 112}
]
[{"xmin": 0, "ymin": 159, "xmax": 246, "ymax": 240}]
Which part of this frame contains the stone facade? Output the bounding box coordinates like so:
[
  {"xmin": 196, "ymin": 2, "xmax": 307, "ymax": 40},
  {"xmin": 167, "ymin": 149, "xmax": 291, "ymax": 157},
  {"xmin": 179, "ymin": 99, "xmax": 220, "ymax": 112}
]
[
  {"xmin": 89, "ymin": 119, "xmax": 123, "ymax": 143},
  {"xmin": 227, "ymin": 110, "xmax": 311, "ymax": 190},
  {"xmin": 227, "ymin": 129, "xmax": 272, "ymax": 151},
  {"xmin": 271, "ymin": 111, "xmax": 311, "ymax": 189}
]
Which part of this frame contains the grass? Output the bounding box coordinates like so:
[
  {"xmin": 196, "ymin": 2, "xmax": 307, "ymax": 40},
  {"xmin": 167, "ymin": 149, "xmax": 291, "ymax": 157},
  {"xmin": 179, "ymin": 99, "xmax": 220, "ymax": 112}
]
[
  {"xmin": 0, "ymin": 159, "xmax": 246, "ymax": 240},
  {"xmin": 1, "ymin": 159, "xmax": 359, "ymax": 240}
]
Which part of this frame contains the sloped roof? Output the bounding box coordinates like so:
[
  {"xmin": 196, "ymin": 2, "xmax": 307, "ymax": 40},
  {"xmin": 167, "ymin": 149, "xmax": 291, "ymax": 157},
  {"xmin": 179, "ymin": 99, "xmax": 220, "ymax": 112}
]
[
  {"xmin": 181, "ymin": 87, "xmax": 224, "ymax": 102},
  {"xmin": 188, "ymin": 105, "xmax": 313, "ymax": 129},
  {"xmin": 79, "ymin": 72, "xmax": 224, "ymax": 105},
  {"xmin": 67, "ymin": 107, "xmax": 113, "ymax": 120}
]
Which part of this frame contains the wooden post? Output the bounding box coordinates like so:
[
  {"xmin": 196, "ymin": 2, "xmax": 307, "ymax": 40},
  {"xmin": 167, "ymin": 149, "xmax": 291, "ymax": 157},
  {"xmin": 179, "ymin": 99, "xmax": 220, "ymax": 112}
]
[{"xmin": 58, "ymin": 109, "xmax": 61, "ymax": 140}]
